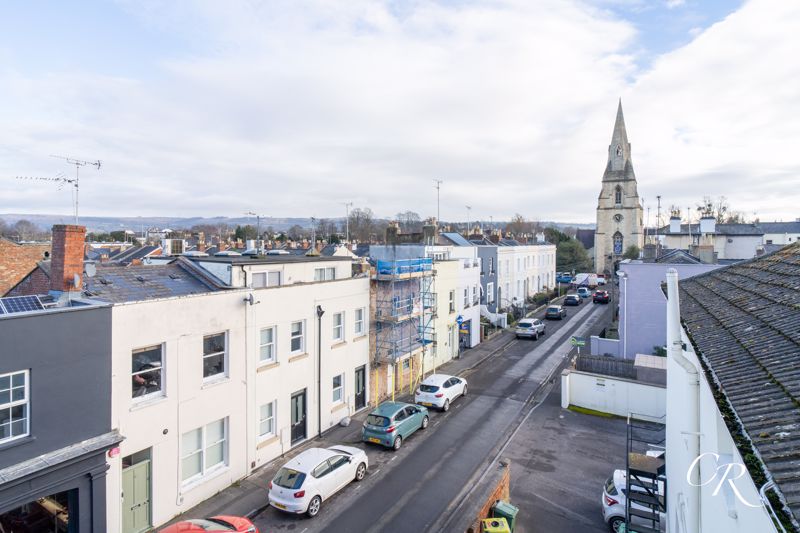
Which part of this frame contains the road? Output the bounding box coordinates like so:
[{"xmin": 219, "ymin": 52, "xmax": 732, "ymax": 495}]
[{"xmin": 252, "ymin": 299, "xmax": 610, "ymax": 533}]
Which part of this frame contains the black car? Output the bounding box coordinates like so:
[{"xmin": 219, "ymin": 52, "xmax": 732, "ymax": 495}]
[
  {"xmin": 545, "ymin": 305, "xmax": 567, "ymax": 320},
  {"xmin": 593, "ymin": 290, "xmax": 610, "ymax": 304},
  {"xmin": 564, "ymin": 294, "xmax": 581, "ymax": 306}
]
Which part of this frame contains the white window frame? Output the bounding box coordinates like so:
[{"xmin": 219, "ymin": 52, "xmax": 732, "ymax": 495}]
[
  {"xmin": 487, "ymin": 282, "xmax": 495, "ymax": 304},
  {"xmin": 202, "ymin": 332, "xmax": 228, "ymax": 382},
  {"xmin": 314, "ymin": 267, "xmax": 337, "ymax": 281},
  {"xmin": 0, "ymin": 370, "xmax": 29, "ymax": 444},
  {"xmin": 258, "ymin": 401, "xmax": 276, "ymax": 439},
  {"xmin": 131, "ymin": 344, "xmax": 165, "ymax": 401},
  {"xmin": 354, "ymin": 307, "xmax": 366, "ymax": 337},
  {"xmin": 290, "ymin": 320, "xmax": 306, "ymax": 354},
  {"xmin": 259, "ymin": 326, "xmax": 277, "ymax": 364},
  {"xmin": 252, "ymin": 272, "xmax": 267, "ymax": 288},
  {"xmin": 332, "ymin": 374, "xmax": 344, "ymax": 403},
  {"xmin": 181, "ymin": 418, "xmax": 228, "ymax": 484},
  {"xmin": 332, "ymin": 312, "xmax": 344, "ymax": 342},
  {"xmin": 472, "ymin": 285, "xmax": 478, "ymax": 305},
  {"xmin": 463, "ymin": 288, "xmax": 469, "ymax": 307},
  {"xmin": 449, "ymin": 290, "xmax": 455, "ymax": 313}
]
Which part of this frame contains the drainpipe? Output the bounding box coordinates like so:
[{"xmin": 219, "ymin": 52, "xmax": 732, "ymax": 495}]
[
  {"xmin": 316, "ymin": 305, "xmax": 325, "ymax": 438},
  {"xmin": 666, "ymin": 268, "xmax": 700, "ymax": 533}
]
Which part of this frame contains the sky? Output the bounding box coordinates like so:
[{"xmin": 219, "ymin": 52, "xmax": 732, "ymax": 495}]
[{"xmin": 1, "ymin": 0, "xmax": 798, "ymax": 225}]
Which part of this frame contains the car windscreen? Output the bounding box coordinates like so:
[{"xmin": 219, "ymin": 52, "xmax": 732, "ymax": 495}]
[
  {"xmin": 517, "ymin": 322, "xmax": 532, "ymax": 328},
  {"xmin": 419, "ymin": 384, "xmax": 440, "ymax": 393},
  {"xmin": 188, "ymin": 519, "xmax": 235, "ymax": 531},
  {"xmin": 273, "ymin": 467, "xmax": 306, "ymax": 489},
  {"xmin": 547, "ymin": 307, "xmax": 559, "ymax": 312},
  {"xmin": 366, "ymin": 414, "xmax": 390, "ymax": 427}
]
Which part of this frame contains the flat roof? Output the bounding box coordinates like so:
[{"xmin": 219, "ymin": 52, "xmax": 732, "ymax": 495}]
[{"xmin": 189, "ymin": 255, "xmax": 347, "ymax": 265}]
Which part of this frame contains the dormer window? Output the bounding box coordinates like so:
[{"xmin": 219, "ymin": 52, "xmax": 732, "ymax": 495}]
[{"xmin": 614, "ymin": 186, "xmax": 622, "ymax": 205}]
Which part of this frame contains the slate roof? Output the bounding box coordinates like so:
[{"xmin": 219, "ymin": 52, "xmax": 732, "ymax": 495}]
[
  {"xmin": 84, "ymin": 258, "xmax": 220, "ymax": 303},
  {"xmin": 758, "ymin": 221, "xmax": 800, "ymax": 234},
  {"xmin": 440, "ymin": 233, "xmax": 473, "ymax": 247},
  {"xmin": 654, "ymin": 249, "xmax": 702, "ymax": 264},
  {"xmin": 679, "ymin": 242, "xmax": 800, "ymax": 521},
  {"xmin": 110, "ymin": 245, "xmax": 161, "ymax": 265}
]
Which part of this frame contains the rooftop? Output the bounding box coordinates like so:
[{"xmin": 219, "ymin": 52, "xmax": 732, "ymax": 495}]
[
  {"xmin": 658, "ymin": 223, "xmax": 764, "ymax": 236},
  {"xmin": 679, "ymin": 242, "xmax": 800, "ymax": 523},
  {"xmin": 188, "ymin": 255, "xmax": 345, "ymax": 265}
]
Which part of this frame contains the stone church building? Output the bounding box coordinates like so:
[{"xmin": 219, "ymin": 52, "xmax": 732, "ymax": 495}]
[{"xmin": 594, "ymin": 100, "xmax": 644, "ymax": 275}]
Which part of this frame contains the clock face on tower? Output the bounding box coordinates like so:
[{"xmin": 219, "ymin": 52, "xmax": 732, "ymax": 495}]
[{"xmin": 614, "ymin": 214, "xmax": 623, "ymax": 222}]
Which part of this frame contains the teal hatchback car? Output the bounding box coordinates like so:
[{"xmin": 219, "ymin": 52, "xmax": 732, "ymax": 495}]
[{"xmin": 362, "ymin": 402, "xmax": 429, "ymax": 451}]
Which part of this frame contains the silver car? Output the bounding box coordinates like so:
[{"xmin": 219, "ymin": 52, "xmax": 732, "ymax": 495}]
[
  {"xmin": 602, "ymin": 469, "xmax": 665, "ymax": 532},
  {"xmin": 515, "ymin": 318, "xmax": 546, "ymax": 340}
]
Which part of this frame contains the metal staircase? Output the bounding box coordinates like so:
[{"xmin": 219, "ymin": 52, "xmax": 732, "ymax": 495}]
[{"xmin": 625, "ymin": 415, "xmax": 666, "ymax": 533}]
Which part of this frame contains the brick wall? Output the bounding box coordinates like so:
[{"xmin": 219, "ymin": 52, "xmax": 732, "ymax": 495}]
[
  {"xmin": 7, "ymin": 266, "xmax": 50, "ymax": 296},
  {"xmin": 50, "ymin": 225, "xmax": 86, "ymax": 292},
  {"xmin": 451, "ymin": 460, "xmax": 511, "ymax": 533},
  {"xmin": 0, "ymin": 238, "xmax": 51, "ymax": 296}
]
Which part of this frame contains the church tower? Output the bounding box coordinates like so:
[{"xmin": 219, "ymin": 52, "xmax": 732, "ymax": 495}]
[{"xmin": 594, "ymin": 100, "xmax": 644, "ymax": 275}]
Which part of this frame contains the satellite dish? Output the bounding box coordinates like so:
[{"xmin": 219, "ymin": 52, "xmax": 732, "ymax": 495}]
[{"xmin": 85, "ymin": 263, "xmax": 97, "ymax": 278}]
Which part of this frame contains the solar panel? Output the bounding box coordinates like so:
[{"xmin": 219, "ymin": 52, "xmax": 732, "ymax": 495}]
[{"xmin": 0, "ymin": 295, "xmax": 45, "ymax": 314}]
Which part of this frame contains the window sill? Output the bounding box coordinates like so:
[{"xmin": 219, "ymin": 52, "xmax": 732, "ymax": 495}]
[
  {"xmin": 289, "ymin": 352, "xmax": 309, "ymax": 363},
  {"xmin": 353, "ymin": 335, "xmax": 367, "ymax": 342},
  {"xmin": 257, "ymin": 434, "xmax": 280, "ymax": 450},
  {"xmin": 257, "ymin": 361, "xmax": 280, "ymax": 373},
  {"xmin": 180, "ymin": 465, "xmax": 230, "ymax": 494},
  {"xmin": 201, "ymin": 376, "xmax": 230, "ymax": 390},
  {"xmin": 331, "ymin": 402, "xmax": 348, "ymax": 413},
  {"xmin": 130, "ymin": 394, "xmax": 167, "ymax": 411},
  {"xmin": 331, "ymin": 341, "xmax": 348, "ymax": 349},
  {"xmin": 0, "ymin": 434, "xmax": 34, "ymax": 452}
]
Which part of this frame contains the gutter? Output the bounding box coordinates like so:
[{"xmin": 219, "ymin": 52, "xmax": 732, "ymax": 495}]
[{"xmin": 666, "ymin": 268, "xmax": 700, "ymax": 533}]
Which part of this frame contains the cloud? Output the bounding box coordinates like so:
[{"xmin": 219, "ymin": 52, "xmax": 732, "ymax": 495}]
[
  {"xmin": 665, "ymin": 0, "xmax": 686, "ymax": 8},
  {"xmin": 0, "ymin": 0, "xmax": 797, "ymax": 225}
]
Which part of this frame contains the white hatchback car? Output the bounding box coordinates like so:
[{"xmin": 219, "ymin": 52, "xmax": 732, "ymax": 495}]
[
  {"xmin": 602, "ymin": 469, "xmax": 665, "ymax": 532},
  {"xmin": 414, "ymin": 374, "xmax": 467, "ymax": 412},
  {"xmin": 268, "ymin": 445, "xmax": 368, "ymax": 518}
]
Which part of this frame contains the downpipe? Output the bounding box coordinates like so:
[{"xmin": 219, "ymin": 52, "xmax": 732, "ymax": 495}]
[{"xmin": 666, "ymin": 268, "xmax": 700, "ymax": 533}]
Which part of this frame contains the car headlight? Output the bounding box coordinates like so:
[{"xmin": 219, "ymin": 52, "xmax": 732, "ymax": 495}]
[{"xmin": 246, "ymin": 527, "xmax": 257, "ymax": 533}]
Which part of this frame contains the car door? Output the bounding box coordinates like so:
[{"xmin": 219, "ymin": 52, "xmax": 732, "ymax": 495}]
[
  {"xmin": 450, "ymin": 377, "xmax": 466, "ymax": 397},
  {"xmin": 310, "ymin": 459, "xmax": 335, "ymax": 499},
  {"xmin": 393, "ymin": 409, "xmax": 408, "ymax": 438},
  {"xmin": 403, "ymin": 406, "xmax": 421, "ymax": 434},
  {"xmin": 326, "ymin": 454, "xmax": 352, "ymax": 494}
]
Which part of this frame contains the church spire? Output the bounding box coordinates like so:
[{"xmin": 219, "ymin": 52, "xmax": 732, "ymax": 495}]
[{"xmin": 603, "ymin": 98, "xmax": 635, "ymax": 181}]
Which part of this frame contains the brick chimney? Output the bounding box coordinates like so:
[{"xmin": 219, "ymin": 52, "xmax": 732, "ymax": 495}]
[{"xmin": 50, "ymin": 225, "xmax": 86, "ymax": 294}]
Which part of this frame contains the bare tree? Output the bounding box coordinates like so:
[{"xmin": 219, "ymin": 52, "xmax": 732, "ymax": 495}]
[
  {"xmin": 394, "ymin": 211, "xmax": 422, "ymax": 233},
  {"xmin": 348, "ymin": 207, "xmax": 375, "ymax": 242},
  {"xmin": 287, "ymin": 224, "xmax": 306, "ymax": 241},
  {"xmin": 505, "ymin": 213, "xmax": 534, "ymax": 237},
  {"xmin": 315, "ymin": 218, "xmax": 339, "ymax": 241},
  {"xmin": 13, "ymin": 220, "xmax": 43, "ymax": 241}
]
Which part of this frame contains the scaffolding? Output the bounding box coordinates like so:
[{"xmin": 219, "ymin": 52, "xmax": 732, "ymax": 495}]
[{"xmin": 373, "ymin": 258, "xmax": 436, "ymax": 372}]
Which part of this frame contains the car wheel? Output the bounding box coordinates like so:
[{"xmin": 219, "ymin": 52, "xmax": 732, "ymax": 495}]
[
  {"xmin": 355, "ymin": 462, "xmax": 367, "ymax": 481},
  {"xmin": 442, "ymin": 399, "xmax": 450, "ymax": 412},
  {"xmin": 421, "ymin": 416, "xmax": 429, "ymax": 429},
  {"xmin": 608, "ymin": 516, "xmax": 625, "ymax": 532},
  {"xmin": 462, "ymin": 384, "xmax": 468, "ymax": 396},
  {"xmin": 392, "ymin": 436, "xmax": 402, "ymax": 451},
  {"xmin": 306, "ymin": 495, "xmax": 322, "ymax": 518}
]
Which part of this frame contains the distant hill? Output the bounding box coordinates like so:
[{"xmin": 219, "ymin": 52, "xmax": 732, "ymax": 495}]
[{"xmin": 1, "ymin": 213, "xmax": 596, "ymax": 234}]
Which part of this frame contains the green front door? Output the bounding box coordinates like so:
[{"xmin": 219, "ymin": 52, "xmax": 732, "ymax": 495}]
[{"xmin": 122, "ymin": 459, "xmax": 151, "ymax": 533}]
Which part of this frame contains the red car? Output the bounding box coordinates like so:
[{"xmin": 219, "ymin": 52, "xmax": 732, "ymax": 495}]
[{"xmin": 159, "ymin": 516, "xmax": 258, "ymax": 533}]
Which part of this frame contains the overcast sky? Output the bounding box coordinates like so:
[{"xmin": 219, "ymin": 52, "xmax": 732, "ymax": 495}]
[{"xmin": 1, "ymin": 0, "xmax": 798, "ymax": 224}]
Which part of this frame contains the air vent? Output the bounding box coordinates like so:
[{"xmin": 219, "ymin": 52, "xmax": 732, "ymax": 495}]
[
  {"xmin": 169, "ymin": 274, "xmax": 182, "ymax": 280},
  {"xmin": 136, "ymin": 276, "xmax": 146, "ymax": 283}
]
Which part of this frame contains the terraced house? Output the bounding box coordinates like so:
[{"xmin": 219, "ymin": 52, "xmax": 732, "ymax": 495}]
[{"xmin": 666, "ymin": 242, "xmax": 800, "ymax": 532}]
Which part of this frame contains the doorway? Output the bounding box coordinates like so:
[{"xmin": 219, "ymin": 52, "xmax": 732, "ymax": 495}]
[
  {"xmin": 121, "ymin": 449, "xmax": 151, "ymax": 533},
  {"xmin": 290, "ymin": 389, "xmax": 307, "ymax": 444},
  {"xmin": 354, "ymin": 366, "xmax": 366, "ymax": 410}
]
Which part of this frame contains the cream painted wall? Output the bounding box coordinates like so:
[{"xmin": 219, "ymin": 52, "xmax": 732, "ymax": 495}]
[{"xmin": 106, "ymin": 274, "xmax": 370, "ymax": 532}]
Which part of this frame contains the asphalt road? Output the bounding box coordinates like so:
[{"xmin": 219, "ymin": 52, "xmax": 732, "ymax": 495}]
[{"xmin": 252, "ymin": 299, "xmax": 609, "ymax": 533}]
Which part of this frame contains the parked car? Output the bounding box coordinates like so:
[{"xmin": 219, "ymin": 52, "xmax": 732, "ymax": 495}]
[
  {"xmin": 593, "ymin": 290, "xmax": 610, "ymax": 304},
  {"xmin": 597, "ymin": 275, "xmax": 607, "ymax": 285},
  {"xmin": 545, "ymin": 305, "xmax": 567, "ymax": 320},
  {"xmin": 602, "ymin": 469, "xmax": 665, "ymax": 533},
  {"xmin": 268, "ymin": 445, "xmax": 368, "ymax": 518},
  {"xmin": 159, "ymin": 516, "xmax": 258, "ymax": 533},
  {"xmin": 415, "ymin": 374, "xmax": 467, "ymax": 411},
  {"xmin": 515, "ymin": 318, "xmax": 546, "ymax": 340},
  {"xmin": 362, "ymin": 401, "xmax": 429, "ymax": 450},
  {"xmin": 564, "ymin": 294, "xmax": 581, "ymax": 306},
  {"xmin": 556, "ymin": 272, "xmax": 573, "ymax": 284},
  {"xmin": 577, "ymin": 287, "xmax": 592, "ymax": 298}
]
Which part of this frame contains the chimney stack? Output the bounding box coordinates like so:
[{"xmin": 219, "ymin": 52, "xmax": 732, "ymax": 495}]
[
  {"xmin": 699, "ymin": 216, "xmax": 716, "ymax": 235},
  {"xmin": 50, "ymin": 225, "xmax": 86, "ymax": 294},
  {"xmin": 669, "ymin": 216, "xmax": 681, "ymax": 234}
]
